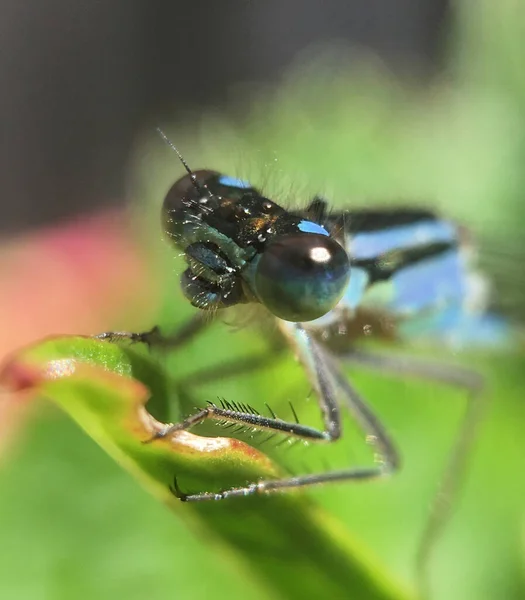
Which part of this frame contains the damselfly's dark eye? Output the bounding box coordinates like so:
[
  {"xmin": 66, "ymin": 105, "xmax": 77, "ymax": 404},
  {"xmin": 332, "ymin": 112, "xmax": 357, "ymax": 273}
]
[
  {"xmin": 162, "ymin": 170, "xmax": 219, "ymax": 241},
  {"xmin": 254, "ymin": 234, "xmax": 350, "ymax": 322},
  {"xmin": 163, "ymin": 170, "xmax": 218, "ymax": 216}
]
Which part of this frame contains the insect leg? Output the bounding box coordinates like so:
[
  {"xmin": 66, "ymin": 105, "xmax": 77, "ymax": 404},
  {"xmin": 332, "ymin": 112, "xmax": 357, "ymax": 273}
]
[
  {"xmin": 150, "ymin": 399, "xmax": 330, "ymax": 444},
  {"xmin": 93, "ymin": 312, "xmax": 213, "ymax": 350},
  {"xmin": 150, "ymin": 323, "xmax": 334, "ymax": 444},
  {"xmin": 338, "ymin": 348, "xmax": 484, "ymax": 593},
  {"xmin": 165, "ymin": 322, "xmax": 399, "ymax": 502}
]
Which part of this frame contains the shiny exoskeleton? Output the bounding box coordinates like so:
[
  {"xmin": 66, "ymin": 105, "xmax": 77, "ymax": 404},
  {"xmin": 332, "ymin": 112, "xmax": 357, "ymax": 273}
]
[
  {"xmin": 97, "ymin": 135, "xmax": 507, "ymax": 590},
  {"xmin": 163, "ymin": 170, "xmax": 350, "ymax": 322},
  {"xmin": 163, "ymin": 169, "xmax": 507, "ymax": 348}
]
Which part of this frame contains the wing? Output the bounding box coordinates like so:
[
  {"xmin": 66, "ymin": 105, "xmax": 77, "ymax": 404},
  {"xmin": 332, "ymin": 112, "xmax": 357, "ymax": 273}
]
[{"xmin": 307, "ymin": 206, "xmax": 513, "ymax": 349}]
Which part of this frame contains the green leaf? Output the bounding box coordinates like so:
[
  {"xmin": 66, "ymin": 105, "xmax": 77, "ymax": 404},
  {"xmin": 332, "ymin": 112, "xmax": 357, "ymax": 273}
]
[{"xmin": 0, "ymin": 335, "xmax": 413, "ymax": 600}]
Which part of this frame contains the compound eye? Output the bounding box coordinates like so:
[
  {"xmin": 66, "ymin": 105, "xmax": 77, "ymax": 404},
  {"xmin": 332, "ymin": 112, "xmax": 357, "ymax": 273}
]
[
  {"xmin": 254, "ymin": 234, "xmax": 350, "ymax": 322},
  {"xmin": 163, "ymin": 170, "xmax": 218, "ymax": 216},
  {"xmin": 162, "ymin": 170, "xmax": 219, "ymax": 240}
]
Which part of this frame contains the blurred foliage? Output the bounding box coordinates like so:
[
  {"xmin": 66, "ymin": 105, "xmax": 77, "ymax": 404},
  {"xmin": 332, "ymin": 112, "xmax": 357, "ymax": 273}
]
[
  {"xmin": 0, "ymin": 337, "xmax": 411, "ymax": 600},
  {"xmin": 1, "ymin": 0, "xmax": 525, "ymax": 599}
]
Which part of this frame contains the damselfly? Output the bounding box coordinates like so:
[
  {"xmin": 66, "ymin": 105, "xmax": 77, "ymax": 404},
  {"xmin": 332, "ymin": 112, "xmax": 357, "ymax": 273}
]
[{"xmin": 97, "ymin": 129, "xmax": 511, "ymax": 579}]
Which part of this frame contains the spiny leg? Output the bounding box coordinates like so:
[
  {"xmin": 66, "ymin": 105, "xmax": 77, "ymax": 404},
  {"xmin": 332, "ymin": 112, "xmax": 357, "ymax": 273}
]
[
  {"xmin": 94, "ymin": 312, "xmax": 218, "ymax": 424},
  {"xmin": 159, "ymin": 322, "xmax": 398, "ymax": 502},
  {"xmin": 96, "ymin": 306, "xmax": 291, "ymax": 439},
  {"xmin": 324, "ymin": 352, "xmax": 401, "ymax": 474},
  {"xmin": 339, "ymin": 347, "xmax": 484, "ymax": 596},
  {"xmin": 151, "ymin": 399, "xmax": 329, "ymax": 445},
  {"xmin": 160, "ymin": 331, "xmax": 286, "ymax": 427},
  {"xmin": 93, "ymin": 312, "xmax": 213, "ymax": 350},
  {"xmin": 150, "ymin": 320, "xmax": 338, "ymax": 446}
]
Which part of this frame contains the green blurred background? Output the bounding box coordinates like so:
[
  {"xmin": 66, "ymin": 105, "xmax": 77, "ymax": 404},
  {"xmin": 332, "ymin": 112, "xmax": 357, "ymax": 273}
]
[{"xmin": 1, "ymin": 1, "xmax": 525, "ymax": 599}]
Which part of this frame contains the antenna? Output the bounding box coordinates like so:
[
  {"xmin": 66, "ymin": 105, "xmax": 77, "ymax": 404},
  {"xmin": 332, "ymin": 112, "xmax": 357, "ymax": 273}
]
[{"xmin": 156, "ymin": 127, "xmax": 213, "ymax": 200}]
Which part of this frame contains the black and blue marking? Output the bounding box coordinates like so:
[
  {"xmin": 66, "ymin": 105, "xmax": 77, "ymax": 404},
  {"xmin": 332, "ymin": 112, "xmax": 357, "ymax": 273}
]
[
  {"xmin": 163, "ymin": 170, "xmax": 507, "ymax": 346},
  {"xmin": 97, "ymin": 141, "xmax": 509, "ymax": 587},
  {"xmin": 163, "ymin": 170, "xmax": 350, "ymax": 322}
]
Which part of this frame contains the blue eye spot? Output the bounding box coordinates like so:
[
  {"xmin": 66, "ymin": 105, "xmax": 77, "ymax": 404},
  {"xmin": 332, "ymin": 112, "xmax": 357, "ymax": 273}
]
[
  {"xmin": 218, "ymin": 175, "xmax": 252, "ymax": 189},
  {"xmin": 298, "ymin": 220, "xmax": 329, "ymax": 236}
]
